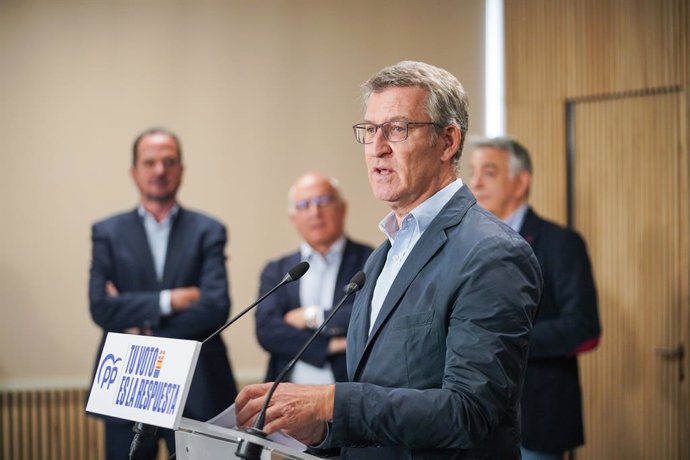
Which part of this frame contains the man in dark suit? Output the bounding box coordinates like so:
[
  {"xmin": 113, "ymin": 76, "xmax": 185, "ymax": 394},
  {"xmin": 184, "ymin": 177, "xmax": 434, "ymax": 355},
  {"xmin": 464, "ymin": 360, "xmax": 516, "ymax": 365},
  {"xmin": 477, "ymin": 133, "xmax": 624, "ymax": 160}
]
[
  {"xmin": 255, "ymin": 172, "xmax": 373, "ymax": 384},
  {"xmin": 88, "ymin": 128, "xmax": 237, "ymax": 459},
  {"xmin": 236, "ymin": 61, "xmax": 543, "ymax": 459},
  {"xmin": 468, "ymin": 137, "xmax": 601, "ymax": 460}
]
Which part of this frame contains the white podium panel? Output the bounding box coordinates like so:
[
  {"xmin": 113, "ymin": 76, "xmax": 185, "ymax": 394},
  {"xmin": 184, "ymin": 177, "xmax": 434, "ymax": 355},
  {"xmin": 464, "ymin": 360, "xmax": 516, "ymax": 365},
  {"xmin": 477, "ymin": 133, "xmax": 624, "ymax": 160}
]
[
  {"xmin": 175, "ymin": 417, "xmax": 331, "ymax": 460},
  {"xmin": 86, "ymin": 333, "xmax": 200, "ymax": 429}
]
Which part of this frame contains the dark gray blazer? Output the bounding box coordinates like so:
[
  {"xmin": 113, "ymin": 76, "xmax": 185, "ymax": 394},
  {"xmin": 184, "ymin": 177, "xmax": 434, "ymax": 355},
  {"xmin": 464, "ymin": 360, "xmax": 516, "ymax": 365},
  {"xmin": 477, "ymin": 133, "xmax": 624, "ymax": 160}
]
[{"xmin": 326, "ymin": 186, "xmax": 543, "ymax": 459}]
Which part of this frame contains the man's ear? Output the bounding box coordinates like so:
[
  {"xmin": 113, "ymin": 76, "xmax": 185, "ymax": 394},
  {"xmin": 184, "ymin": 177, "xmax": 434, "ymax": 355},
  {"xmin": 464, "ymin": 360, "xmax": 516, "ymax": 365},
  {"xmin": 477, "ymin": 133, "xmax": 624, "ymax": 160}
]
[
  {"xmin": 439, "ymin": 125, "xmax": 461, "ymax": 163},
  {"xmin": 515, "ymin": 170, "xmax": 532, "ymax": 200}
]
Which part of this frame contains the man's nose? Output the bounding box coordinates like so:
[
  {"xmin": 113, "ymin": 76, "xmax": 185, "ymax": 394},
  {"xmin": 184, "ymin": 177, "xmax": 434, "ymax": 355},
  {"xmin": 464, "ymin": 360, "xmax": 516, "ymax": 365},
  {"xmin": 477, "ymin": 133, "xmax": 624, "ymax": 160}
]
[
  {"xmin": 153, "ymin": 161, "xmax": 166, "ymax": 174},
  {"xmin": 367, "ymin": 128, "xmax": 392, "ymax": 158},
  {"xmin": 306, "ymin": 203, "xmax": 323, "ymax": 216}
]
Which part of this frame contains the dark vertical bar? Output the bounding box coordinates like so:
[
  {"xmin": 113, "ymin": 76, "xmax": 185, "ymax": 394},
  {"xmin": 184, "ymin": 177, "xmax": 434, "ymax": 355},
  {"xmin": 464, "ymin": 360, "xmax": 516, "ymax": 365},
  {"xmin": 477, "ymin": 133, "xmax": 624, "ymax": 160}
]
[{"xmin": 566, "ymin": 100, "xmax": 575, "ymax": 229}]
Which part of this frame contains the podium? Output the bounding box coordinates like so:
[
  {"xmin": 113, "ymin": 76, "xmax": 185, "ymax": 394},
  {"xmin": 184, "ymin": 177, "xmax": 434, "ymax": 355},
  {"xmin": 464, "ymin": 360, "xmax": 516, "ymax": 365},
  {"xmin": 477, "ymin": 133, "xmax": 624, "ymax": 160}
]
[
  {"xmin": 87, "ymin": 333, "xmax": 332, "ymax": 459},
  {"xmin": 175, "ymin": 417, "xmax": 329, "ymax": 460}
]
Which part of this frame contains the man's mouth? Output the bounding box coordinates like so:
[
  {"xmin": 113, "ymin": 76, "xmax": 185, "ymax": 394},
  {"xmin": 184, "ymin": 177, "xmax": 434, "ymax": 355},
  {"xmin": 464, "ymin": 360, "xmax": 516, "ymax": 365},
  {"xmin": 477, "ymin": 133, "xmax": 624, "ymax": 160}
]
[{"xmin": 373, "ymin": 167, "xmax": 394, "ymax": 176}]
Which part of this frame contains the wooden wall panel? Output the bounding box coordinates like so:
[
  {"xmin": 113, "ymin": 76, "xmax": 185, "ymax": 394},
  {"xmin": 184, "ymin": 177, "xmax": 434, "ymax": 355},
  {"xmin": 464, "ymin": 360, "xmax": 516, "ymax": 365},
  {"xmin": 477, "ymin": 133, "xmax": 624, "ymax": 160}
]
[
  {"xmin": 506, "ymin": 102, "xmax": 568, "ymax": 224},
  {"xmin": 504, "ymin": 0, "xmax": 570, "ymax": 104},
  {"xmin": 566, "ymin": 0, "xmax": 687, "ymax": 98},
  {"xmin": 0, "ymin": 388, "xmax": 104, "ymax": 460},
  {"xmin": 506, "ymin": 0, "xmax": 688, "ymax": 104},
  {"xmin": 505, "ymin": 0, "xmax": 689, "ymax": 458},
  {"xmin": 574, "ymin": 93, "xmax": 686, "ymax": 459}
]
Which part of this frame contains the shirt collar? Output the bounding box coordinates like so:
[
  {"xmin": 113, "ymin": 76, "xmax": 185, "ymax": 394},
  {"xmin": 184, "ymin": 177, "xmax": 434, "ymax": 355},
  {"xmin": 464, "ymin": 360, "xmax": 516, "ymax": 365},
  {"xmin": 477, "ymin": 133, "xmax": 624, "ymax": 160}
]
[
  {"xmin": 300, "ymin": 234, "xmax": 347, "ymax": 261},
  {"xmin": 379, "ymin": 178, "xmax": 464, "ymax": 243},
  {"xmin": 503, "ymin": 203, "xmax": 529, "ymax": 232},
  {"xmin": 137, "ymin": 203, "xmax": 179, "ymax": 225}
]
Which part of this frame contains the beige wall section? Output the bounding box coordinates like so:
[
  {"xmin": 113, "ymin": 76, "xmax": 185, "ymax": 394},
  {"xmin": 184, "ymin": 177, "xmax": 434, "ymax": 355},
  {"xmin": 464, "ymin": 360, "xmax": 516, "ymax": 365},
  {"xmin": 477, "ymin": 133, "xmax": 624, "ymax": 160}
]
[{"xmin": 0, "ymin": 0, "xmax": 486, "ymax": 387}]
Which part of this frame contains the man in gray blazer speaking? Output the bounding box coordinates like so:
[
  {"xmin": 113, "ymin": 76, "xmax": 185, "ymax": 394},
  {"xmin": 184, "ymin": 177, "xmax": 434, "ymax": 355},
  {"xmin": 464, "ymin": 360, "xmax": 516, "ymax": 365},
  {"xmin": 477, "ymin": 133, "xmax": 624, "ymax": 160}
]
[{"xmin": 236, "ymin": 61, "xmax": 543, "ymax": 459}]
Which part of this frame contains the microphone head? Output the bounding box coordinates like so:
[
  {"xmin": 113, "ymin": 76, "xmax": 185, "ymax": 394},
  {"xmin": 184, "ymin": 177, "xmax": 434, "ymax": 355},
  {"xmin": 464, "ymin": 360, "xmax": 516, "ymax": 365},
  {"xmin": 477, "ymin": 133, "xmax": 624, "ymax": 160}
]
[
  {"xmin": 344, "ymin": 271, "xmax": 366, "ymax": 294},
  {"xmin": 286, "ymin": 261, "xmax": 310, "ymax": 282}
]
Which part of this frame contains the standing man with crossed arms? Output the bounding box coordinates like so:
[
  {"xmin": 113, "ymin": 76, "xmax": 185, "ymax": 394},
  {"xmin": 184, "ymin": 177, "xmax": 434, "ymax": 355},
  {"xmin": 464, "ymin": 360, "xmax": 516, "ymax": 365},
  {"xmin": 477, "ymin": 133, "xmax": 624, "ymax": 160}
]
[
  {"xmin": 255, "ymin": 172, "xmax": 372, "ymax": 385},
  {"xmin": 89, "ymin": 128, "xmax": 237, "ymax": 459}
]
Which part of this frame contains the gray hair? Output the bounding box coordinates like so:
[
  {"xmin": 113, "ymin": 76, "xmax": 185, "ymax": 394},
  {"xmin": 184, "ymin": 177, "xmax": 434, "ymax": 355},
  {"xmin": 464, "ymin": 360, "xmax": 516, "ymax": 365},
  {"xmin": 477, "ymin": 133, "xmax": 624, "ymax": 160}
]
[
  {"xmin": 362, "ymin": 61, "xmax": 469, "ymax": 166},
  {"xmin": 469, "ymin": 136, "xmax": 532, "ymax": 177}
]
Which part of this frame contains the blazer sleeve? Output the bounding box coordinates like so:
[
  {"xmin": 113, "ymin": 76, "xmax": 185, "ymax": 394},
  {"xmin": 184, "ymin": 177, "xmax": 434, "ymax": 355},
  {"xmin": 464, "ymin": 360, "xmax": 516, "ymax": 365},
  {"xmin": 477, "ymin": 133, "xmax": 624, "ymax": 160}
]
[
  {"xmin": 329, "ymin": 234, "xmax": 541, "ymax": 450},
  {"xmin": 155, "ymin": 222, "xmax": 230, "ymax": 339},
  {"xmin": 528, "ymin": 230, "xmax": 601, "ymax": 358},
  {"xmin": 255, "ymin": 260, "xmax": 331, "ymax": 368},
  {"xmin": 89, "ymin": 223, "xmax": 161, "ymax": 332}
]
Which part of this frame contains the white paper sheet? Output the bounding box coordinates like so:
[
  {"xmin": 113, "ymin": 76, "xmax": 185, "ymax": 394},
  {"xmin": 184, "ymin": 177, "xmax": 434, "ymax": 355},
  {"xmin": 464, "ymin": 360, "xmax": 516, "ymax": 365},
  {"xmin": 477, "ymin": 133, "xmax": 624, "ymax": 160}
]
[{"xmin": 206, "ymin": 403, "xmax": 307, "ymax": 451}]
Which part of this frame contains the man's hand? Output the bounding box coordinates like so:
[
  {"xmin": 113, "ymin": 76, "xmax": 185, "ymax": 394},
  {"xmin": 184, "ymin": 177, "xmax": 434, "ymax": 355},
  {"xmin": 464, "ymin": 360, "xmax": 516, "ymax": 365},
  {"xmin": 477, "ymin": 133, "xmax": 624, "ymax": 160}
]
[
  {"xmin": 235, "ymin": 383, "xmax": 334, "ymax": 446},
  {"xmin": 284, "ymin": 307, "xmax": 308, "ymax": 329},
  {"xmin": 105, "ymin": 281, "xmax": 119, "ymax": 297},
  {"xmin": 170, "ymin": 286, "xmax": 200, "ymax": 311},
  {"xmin": 328, "ymin": 337, "xmax": 347, "ymax": 355},
  {"xmin": 106, "ymin": 281, "xmax": 151, "ymax": 335}
]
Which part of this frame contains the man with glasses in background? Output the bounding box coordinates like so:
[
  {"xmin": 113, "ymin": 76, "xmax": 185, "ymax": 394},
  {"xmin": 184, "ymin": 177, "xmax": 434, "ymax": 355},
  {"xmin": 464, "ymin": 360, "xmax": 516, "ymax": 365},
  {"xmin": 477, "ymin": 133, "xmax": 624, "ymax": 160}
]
[
  {"xmin": 255, "ymin": 172, "xmax": 372, "ymax": 385},
  {"xmin": 236, "ymin": 62, "xmax": 543, "ymax": 459}
]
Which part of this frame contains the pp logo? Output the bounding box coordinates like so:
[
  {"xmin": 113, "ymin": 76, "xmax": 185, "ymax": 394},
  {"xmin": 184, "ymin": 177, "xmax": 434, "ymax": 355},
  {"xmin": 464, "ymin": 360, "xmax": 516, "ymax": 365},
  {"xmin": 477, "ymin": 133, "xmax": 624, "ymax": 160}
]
[{"xmin": 97, "ymin": 354, "xmax": 122, "ymax": 390}]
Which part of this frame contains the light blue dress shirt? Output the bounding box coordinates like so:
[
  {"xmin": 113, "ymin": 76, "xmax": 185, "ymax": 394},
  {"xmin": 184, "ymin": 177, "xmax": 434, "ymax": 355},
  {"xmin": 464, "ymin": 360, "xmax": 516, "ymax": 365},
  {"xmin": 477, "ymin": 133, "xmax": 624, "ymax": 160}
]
[
  {"xmin": 291, "ymin": 235, "xmax": 346, "ymax": 384},
  {"xmin": 138, "ymin": 204, "xmax": 179, "ymax": 316},
  {"xmin": 504, "ymin": 203, "xmax": 528, "ymax": 232},
  {"xmin": 369, "ymin": 179, "xmax": 463, "ymax": 333}
]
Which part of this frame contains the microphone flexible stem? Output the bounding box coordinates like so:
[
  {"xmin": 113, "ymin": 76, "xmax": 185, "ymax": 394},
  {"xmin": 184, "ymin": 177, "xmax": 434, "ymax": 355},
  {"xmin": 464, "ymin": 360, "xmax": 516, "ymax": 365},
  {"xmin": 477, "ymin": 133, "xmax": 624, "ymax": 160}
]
[
  {"xmin": 203, "ymin": 280, "xmax": 287, "ymax": 345},
  {"xmin": 131, "ymin": 262, "xmax": 308, "ymax": 460},
  {"xmin": 253, "ymin": 287, "xmax": 356, "ymax": 430},
  {"xmin": 204, "ymin": 261, "xmax": 308, "ymax": 345}
]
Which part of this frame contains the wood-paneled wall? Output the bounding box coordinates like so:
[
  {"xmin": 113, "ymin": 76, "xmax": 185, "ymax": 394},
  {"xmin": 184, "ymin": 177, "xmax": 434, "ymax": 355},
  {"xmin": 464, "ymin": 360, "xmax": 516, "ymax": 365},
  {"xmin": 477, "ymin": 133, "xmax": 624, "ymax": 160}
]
[
  {"xmin": 505, "ymin": 0, "xmax": 689, "ymax": 458},
  {"xmin": 505, "ymin": 0, "xmax": 688, "ymax": 223},
  {"xmin": 0, "ymin": 387, "xmax": 174, "ymax": 460},
  {"xmin": 0, "ymin": 388, "xmax": 103, "ymax": 460}
]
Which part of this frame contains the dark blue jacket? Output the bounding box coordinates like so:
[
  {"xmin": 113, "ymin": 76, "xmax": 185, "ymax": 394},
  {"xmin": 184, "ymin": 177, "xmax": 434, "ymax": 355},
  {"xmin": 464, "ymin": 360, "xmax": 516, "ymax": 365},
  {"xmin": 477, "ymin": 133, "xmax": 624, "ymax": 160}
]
[
  {"xmin": 519, "ymin": 207, "xmax": 601, "ymax": 453},
  {"xmin": 255, "ymin": 239, "xmax": 373, "ymax": 383},
  {"xmin": 88, "ymin": 207, "xmax": 237, "ymax": 423}
]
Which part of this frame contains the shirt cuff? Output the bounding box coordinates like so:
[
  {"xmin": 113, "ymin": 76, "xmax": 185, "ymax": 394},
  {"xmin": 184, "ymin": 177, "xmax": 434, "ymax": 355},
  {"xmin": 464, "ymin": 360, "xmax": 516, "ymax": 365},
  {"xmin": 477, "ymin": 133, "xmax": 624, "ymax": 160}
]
[
  {"xmin": 309, "ymin": 421, "xmax": 332, "ymax": 449},
  {"xmin": 304, "ymin": 306, "xmax": 325, "ymax": 329},
  {"xmin": 159, "ymin": 289, "xmax": 172, "ymax": 316}
]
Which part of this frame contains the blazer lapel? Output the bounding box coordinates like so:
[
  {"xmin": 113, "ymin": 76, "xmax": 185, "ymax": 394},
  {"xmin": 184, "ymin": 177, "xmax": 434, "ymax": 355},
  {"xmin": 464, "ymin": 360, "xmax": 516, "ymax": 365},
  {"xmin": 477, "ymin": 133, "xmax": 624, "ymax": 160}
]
[
  {"xmin": 365, "ymin": 231, "xmax": 446, "ymax": 342},
  {"xmin": 519, "ymin": 207, "xmax": 540, "ymax": 248},
  {"xmin": 332, "ymin": 239, "xmax": 356, "ymax": 305},
  {"xmin": 162, "ymin": 208, "xmax": 185, "ymax": 286},
  {"xmin": 127, "ymin": 209, "xmax": 158, "ymax": 283},
  {"xmin": 286, "ymin": 252, "xmax": 303, "ymax": 306},
  {"xmin": 348, "ymin": 241, "xmax": 388, "ymax": 376},
  {"xmin": 353, "ymin": 187, "xmax": 475, "ymax": 378}
]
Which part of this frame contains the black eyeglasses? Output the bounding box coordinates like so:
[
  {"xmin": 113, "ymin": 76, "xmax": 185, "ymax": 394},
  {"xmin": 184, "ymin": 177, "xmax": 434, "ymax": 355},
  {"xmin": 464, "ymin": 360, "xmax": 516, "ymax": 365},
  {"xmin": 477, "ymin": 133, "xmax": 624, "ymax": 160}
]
[{"xmin": 352, "ymin": 121, "xmax": 441, "ymax": 144}]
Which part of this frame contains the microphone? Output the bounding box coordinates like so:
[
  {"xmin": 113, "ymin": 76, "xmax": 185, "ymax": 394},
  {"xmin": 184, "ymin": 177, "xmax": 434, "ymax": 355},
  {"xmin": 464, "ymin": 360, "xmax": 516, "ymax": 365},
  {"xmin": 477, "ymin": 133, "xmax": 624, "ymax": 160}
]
[
  {"xmin": 128, "ymin": 261, "xmax": 310, "ymax": 460},
  {"xmin": 235, "ymin": 271, "xmax": 366, "ymax": 460},
  {"xmin": 203, "ymin": 261, "xmax": 310, "ymax": 344}
]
